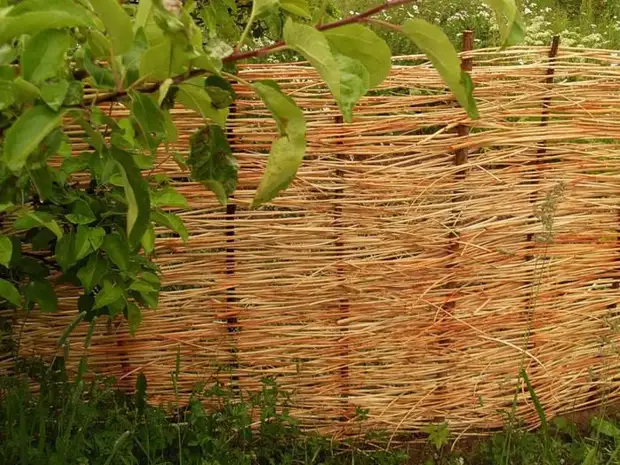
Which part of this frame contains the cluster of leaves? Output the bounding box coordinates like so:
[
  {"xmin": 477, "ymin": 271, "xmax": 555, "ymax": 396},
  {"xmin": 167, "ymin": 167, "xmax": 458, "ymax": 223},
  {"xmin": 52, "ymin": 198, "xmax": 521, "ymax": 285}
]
[
  {"xmin": 0, "ymin": 0, "xmax": 524, "ymax": 338},
  {"xmin": 0, "ymin": 358, "xmax": 407, "ymax": 465}
]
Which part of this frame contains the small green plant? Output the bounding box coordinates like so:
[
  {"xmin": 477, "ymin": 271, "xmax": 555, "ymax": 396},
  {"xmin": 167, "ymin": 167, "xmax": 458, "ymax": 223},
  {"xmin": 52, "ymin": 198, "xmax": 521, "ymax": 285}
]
[{"xmin": 0, "ymin": 358, "xmax": 409, "ymax": 465}]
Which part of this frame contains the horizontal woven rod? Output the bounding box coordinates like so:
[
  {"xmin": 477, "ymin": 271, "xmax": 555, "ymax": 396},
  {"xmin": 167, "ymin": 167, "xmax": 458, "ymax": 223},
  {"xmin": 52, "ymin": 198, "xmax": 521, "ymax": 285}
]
[{"xmin": 3, "ymin": 47, "xmax": 620, "ymax": 438}]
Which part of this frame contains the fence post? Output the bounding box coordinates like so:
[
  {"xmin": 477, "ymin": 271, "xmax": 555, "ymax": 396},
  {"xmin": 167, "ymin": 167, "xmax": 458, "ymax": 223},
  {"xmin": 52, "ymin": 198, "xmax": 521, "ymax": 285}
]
[
  {"xmin": 334, "ymin": 114, "xmax": 350, "ymax": 424},
  {"xmin": 455, "ymin": 30, "xmax": 474, "ymax": 173},
  {"xmin": 445, "ymin": 30, "xmax": 474, "ymax": 314},
  {"xmin": 526, "ymin": 36, "xmax": 561, "ymax": 254},
  {"xmin": 226, "ymin": 102, "xmax": 239, "ymax": 389}
]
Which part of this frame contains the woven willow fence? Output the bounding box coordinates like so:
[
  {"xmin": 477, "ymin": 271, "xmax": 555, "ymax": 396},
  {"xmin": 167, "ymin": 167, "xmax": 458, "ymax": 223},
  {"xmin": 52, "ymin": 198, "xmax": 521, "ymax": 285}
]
[{"xmin": 3, "ymin": 45, "xmax": 620, "ymax": 437}]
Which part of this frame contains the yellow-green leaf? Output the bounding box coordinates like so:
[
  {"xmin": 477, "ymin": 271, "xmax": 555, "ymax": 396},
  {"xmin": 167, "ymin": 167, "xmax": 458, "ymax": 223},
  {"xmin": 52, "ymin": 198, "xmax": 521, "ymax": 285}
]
[
  {"xmin": 253, "ymin": 136, "xmax": 305, "ymax": 207},
  {"xmin": 401, "ymin": 19, "xmax": 479, "ymax": 119},
  {"xmin": 482, "ymin": 0, "xmax": 526, "ymax": 48},
  {"xmin": 0, "ymin": 278, "xmax": 20, "ymax": 307},
  {"xmin": 21, "ymin": 29, "xmax": 72, "ymax": 84},
  {"xmin": 280, "ymin": 0, "xmax": 311, "ymax": 18},
  {"xmin": 283, "ymin": 19, "xmax": 340, "ymax": 99},
  {"xmin": 89, "ymin": 0, "xmax": 134, "ymax": 55},
  {"xmin": 324, "ymin": 24, "xmax": 391, "ymax": 88}
]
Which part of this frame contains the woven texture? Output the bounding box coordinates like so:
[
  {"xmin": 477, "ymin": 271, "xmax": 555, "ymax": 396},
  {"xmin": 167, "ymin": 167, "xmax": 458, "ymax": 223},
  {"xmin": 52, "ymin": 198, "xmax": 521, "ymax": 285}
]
[{"xmin": 3, "ymin": 46, "xmax": 620, "ymax": 437}]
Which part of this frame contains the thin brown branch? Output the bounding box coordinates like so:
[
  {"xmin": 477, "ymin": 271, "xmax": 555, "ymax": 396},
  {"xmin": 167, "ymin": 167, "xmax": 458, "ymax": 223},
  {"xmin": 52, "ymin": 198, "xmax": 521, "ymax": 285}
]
[
  {"xmin": 85, "ymin": 0, "xmax": 417, "ymax": 106},
  {"xmin": 224, "ymin": 0, "xmax": 416, "ymax": 63}
]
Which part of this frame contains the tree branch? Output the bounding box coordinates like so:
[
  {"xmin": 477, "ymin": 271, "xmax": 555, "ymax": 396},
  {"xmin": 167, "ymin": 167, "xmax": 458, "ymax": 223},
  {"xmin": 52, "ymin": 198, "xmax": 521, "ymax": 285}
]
[
  {"xmin": 85, "ymin": 0, "xmax": 417, "ymax": 106},
  {"xmin": 224, "ymin": 0, "xmax": 416, "ymax": 63}
]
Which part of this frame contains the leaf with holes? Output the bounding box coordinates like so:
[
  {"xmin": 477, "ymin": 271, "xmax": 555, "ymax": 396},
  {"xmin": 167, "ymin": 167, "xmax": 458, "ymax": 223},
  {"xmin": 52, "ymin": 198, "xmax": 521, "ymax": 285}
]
[
  {"xmin": 177, "ymin": 78, "xmax": 228, "ymax": 127},
  {"xmin": 188, "ymin": 125, "xmax": 237, "ymax": 205}
]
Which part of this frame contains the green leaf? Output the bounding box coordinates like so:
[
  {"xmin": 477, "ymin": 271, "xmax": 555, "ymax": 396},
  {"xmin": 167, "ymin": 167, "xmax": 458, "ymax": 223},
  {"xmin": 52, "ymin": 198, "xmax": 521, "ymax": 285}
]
[
  {"xmin": 29, "ymin": 167, "xmax": 54, "ymax": 201},
  {"xmin": 280, "ymin": 0, "xmax": 311, "ymax": 18},
  {"xmin": 252, "ymin": 81, "xmax": 307, "ymax": 205},
  {"xmin": 94, "ymin": 280, "xmax": 123, "ymax": 309},
  {"xmin": 24, "ymin": 280, "xmax": 57, "ymax": 313},
  {"xmin": 84, "ymin": 54, "xmax": 116, "ymax": 89},
  {"xmin": 177, "ymin": 79, "xmax": 228, "ymax": 127},
  {"xmin": 77, "ymin": 255, "xmax": 108, "ymax": 293},
  {"xmin": 252, "ymin": 135, "xmax": 305, "ymax": 207},
  {"xmin": 0, "ymin": 80, "xmax": 14, "ymax": 110},
  {"xmin": 12, "ymin": 77, "xmax": 41, "ymax": 105},
  {"xmin": 102, "ymin": 233, "xmax": 130, "ymax": 271},
  {"xmin": 0, "ymin": 235, "xmax": 11, "ymax": 267},
  {"xmin": 0, "ymin": 11, "xmax": 88, "ymax": 44},
  {"xmin": 55, "ymin": 232, "xmax": 75, "ymax": 271},
  {"xmin": 188, "ymin": 125, "xmax": 237, "ymax": 205},
  {"xmin": 253, "ymin": 81, "xmax": 306, "ymax": 138},
  {"xmin": 130, "ymin": 92, "xmax": 167, "ymax": 150},
  {"xmin": 482, "ymin": 0, "xmax": 526, "ymax": 48},
  {"xmin": 151, "ymin": 211, "xmax": 188, "ymax": 243},
  {"xmin": 400, "ymin": 19, "xmax": 479, "ymax": 119},
  {"xmin": 0, "ymin": 279, "xmax": 20, "ymax": 306},
  {"xmin": 63, "ymin": 81, "xmax": 84, "ymax": 106},
  {"xmin": 135, "ymin": 0, "xmax": 153, "ymax": 31},
  {"xmin": 126, "ymin": 301, "xmax": 142, "ymax": 336},
  {"xmin": 74, "ymin": 225, "xmax": 93, "ymax": 261},
  {"xmin": 14, "ymin": 211, "xmax": 63, "ymax": 239},
  {"xmin": 141, "ymin": 224, "xmax": 155, "ymax": 254},
  {"xmin": 251, "ymin": 0, "xmax": 278, "ymax": 18},
  {"xmin": 87, "ymin": 29, "xmax": 113, "ymax": 59},
  {"xmin": 41, "ymin": 79, "xmax": 70, "ymax": 111},
  {"xmin": 87, "ymin": 226, "xmax": 106, "ymax": 251},
  {"xmin": 151, "ymin": 186, "xmax": 188, "ymax": 208},
  {"xmin": 21, "ymin": 29, "xmax": 72, "ymax": 84},
  {"xmin": 123, "ymin": 29, "xmax": 149, "ymax": 86},
  {"xmin": 90, "ymin": 0, "xmax": 134, "ymax": 56},
  {"xmin": 139, "ymin": 40, "xmax": 172, "ymax": 81},
  {"xmin": 3, "ymin": 105, "xmax": 62, "ymax": 172},
  {"xmin": 333, "ymin": 54, "xmax": 369, "ymax": 123},
  {"xmin": 283, "ymin": 19, "xmax": 340, "ymax": 100},
  {"xmin": 324, "ymin": 24, "xmax": 391, "ymax": 88},
  {"xmin": 109, "ymin": 148, "xmax": 151, "ymax": 248},
  {"xmin": 66, "ymin": 199, "xmax": 97, "ymax": 225},
  {"xmin": 591, "ymin": 417, "xmax": 620, "ymax": 438}
]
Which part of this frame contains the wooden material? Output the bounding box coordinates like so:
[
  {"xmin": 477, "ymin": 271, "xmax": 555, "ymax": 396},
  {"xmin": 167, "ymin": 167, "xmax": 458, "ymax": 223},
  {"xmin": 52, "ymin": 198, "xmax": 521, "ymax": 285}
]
[{"xmin": 3, "ymin": 46, "xmax": 620, "ymax": 437}]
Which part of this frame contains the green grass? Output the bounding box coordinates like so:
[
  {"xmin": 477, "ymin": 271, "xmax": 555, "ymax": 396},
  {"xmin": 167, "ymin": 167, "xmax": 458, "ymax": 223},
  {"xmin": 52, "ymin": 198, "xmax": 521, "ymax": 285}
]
[{"xmin": 2, "ymin": 356, "xmax": 620, "ymax": 465}]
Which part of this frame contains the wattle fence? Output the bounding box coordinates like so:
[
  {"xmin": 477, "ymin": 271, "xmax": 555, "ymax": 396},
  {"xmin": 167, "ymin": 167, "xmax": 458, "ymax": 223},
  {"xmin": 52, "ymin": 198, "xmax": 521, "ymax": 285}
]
[{"xmin": 3, "ymin": 44, "xmax": 620, "ymax": 437}]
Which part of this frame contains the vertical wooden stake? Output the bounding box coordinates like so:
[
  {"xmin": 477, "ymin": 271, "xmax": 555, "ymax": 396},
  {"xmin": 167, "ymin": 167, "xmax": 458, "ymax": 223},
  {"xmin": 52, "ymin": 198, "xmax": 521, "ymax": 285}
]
[
  {"xmin": 226, "ymin": 103, "xmax": 239, "ymax": 389},
  {"xmin": 445, "ymin": 30, "xmax": 474, "ymax": 313},
  {"xmin": 526, "ymin": 36, "xmax": 561, "ymax": 251},
  {"xmin": 455, "ymin": 30, "xmax": 474, "ymax": 174},
  {"xmin": 334, "ymin": 114, "xmax": 350, "ymax": 423}
]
